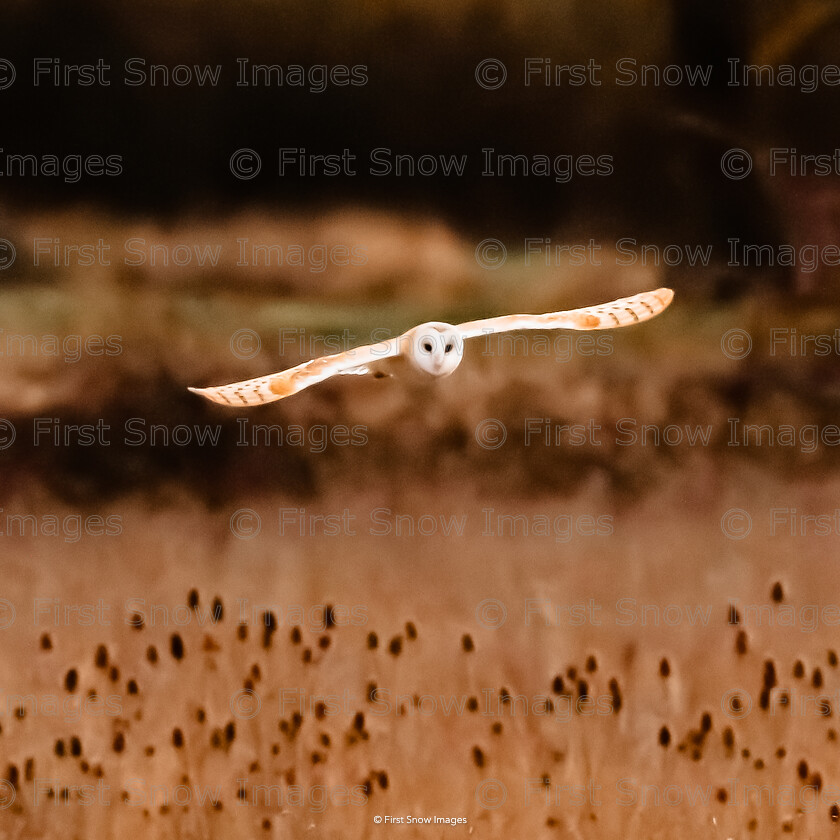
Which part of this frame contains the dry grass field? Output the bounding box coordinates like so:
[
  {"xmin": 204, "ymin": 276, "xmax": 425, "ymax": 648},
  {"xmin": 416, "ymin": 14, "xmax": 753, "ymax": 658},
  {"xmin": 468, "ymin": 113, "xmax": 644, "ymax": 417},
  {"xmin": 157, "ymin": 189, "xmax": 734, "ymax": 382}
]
[{"xmin": 1, "ymin": 475, "xmax": 839, "ymax": 839}]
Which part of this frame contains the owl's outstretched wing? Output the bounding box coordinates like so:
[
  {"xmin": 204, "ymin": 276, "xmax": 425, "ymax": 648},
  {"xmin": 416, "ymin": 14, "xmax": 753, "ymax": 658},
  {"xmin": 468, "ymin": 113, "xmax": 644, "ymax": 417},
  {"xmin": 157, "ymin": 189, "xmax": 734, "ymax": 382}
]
[
  {"xmin": 455, "ymin": 287, "xmax": 674, "ymax": 339},
  {"xmin": 189, "ymin": 337, "xmax": 401, "ymax": 406}
]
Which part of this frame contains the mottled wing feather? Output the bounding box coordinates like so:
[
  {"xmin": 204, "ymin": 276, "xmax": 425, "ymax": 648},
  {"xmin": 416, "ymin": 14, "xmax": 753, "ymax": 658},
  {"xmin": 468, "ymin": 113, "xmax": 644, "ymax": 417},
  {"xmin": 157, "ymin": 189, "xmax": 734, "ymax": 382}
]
[
  {"xmin": 337, "ymin": 365, "xmax": 372, "ymax": 376},
  {"xmin": 188, "ymin": 338, "xmax": 401, "ymax": 406},
  {"xmin": 456, "ymin": 287, "xmax": 674, "ymax": 339}
]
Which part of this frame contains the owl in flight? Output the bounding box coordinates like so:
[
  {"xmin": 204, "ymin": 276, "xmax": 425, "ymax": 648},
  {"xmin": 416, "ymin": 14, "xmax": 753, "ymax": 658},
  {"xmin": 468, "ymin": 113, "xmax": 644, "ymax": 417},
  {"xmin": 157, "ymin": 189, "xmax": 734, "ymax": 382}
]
[{"xmin": 189, "ymin": 287, "xmax": 674, "ymax": 406}]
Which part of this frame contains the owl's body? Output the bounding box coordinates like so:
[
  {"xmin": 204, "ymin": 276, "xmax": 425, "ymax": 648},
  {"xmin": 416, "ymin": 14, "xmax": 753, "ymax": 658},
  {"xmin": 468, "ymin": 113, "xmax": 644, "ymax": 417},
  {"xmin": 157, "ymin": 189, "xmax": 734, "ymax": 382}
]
[{"xmin": 189, "ymin": 288, "xmax": 674, "ymax": 407}]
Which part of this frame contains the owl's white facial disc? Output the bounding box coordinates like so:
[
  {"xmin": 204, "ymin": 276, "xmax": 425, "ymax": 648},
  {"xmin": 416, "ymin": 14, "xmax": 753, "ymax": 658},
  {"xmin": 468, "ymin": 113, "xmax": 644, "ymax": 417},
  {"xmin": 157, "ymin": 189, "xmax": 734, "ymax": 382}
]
[{"xmin": 406, "ymin": 322, "xmax": 464, "ymax": 377}]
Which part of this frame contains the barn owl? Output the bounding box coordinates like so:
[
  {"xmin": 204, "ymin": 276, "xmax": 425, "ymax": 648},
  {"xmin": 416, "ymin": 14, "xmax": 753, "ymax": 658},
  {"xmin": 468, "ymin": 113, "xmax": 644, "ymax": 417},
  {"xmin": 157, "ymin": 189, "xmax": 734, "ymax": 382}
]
[{"xmin": 189, "ymin": 287, "xmax": 674, "ymax": 406}]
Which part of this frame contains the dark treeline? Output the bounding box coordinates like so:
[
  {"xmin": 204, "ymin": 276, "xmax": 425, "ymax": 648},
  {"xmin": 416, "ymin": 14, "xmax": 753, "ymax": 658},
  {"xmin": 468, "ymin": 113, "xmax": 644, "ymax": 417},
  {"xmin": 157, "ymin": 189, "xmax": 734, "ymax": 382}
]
[{"xmin": 2, "ymin": 0, "xmax": 840, "ymax": 295}]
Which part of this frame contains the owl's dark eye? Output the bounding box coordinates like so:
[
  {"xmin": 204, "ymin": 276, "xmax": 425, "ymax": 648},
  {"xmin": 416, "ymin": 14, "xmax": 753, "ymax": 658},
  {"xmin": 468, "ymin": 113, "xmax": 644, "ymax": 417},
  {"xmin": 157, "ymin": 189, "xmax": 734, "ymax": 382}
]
[
  {"xmin": 444, "ymin": 343, "xmax": 453, "ymax": 353},
  {"xmin": 422, "ymin": 342, "xmax": 433, "ymax": 353}
]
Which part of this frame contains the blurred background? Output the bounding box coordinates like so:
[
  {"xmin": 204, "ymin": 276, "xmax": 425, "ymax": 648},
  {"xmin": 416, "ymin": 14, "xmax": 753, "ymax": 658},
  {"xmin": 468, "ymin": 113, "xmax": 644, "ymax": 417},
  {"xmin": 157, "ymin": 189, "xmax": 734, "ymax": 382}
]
[
  {"xmin": 2, "ymin": 0, "xmax": 840, "ymax": 837},
  {"xmin": 2, "ymin": 0, "xmax": 840, "ymax": 497}
]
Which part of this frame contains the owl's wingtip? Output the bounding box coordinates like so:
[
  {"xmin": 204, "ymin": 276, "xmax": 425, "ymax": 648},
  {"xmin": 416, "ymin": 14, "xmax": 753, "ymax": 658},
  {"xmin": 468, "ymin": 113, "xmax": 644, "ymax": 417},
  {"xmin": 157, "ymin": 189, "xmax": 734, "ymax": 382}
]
[{"xmin": 658, "ymin": 287, "xmax": 675, "ymax": 304}]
